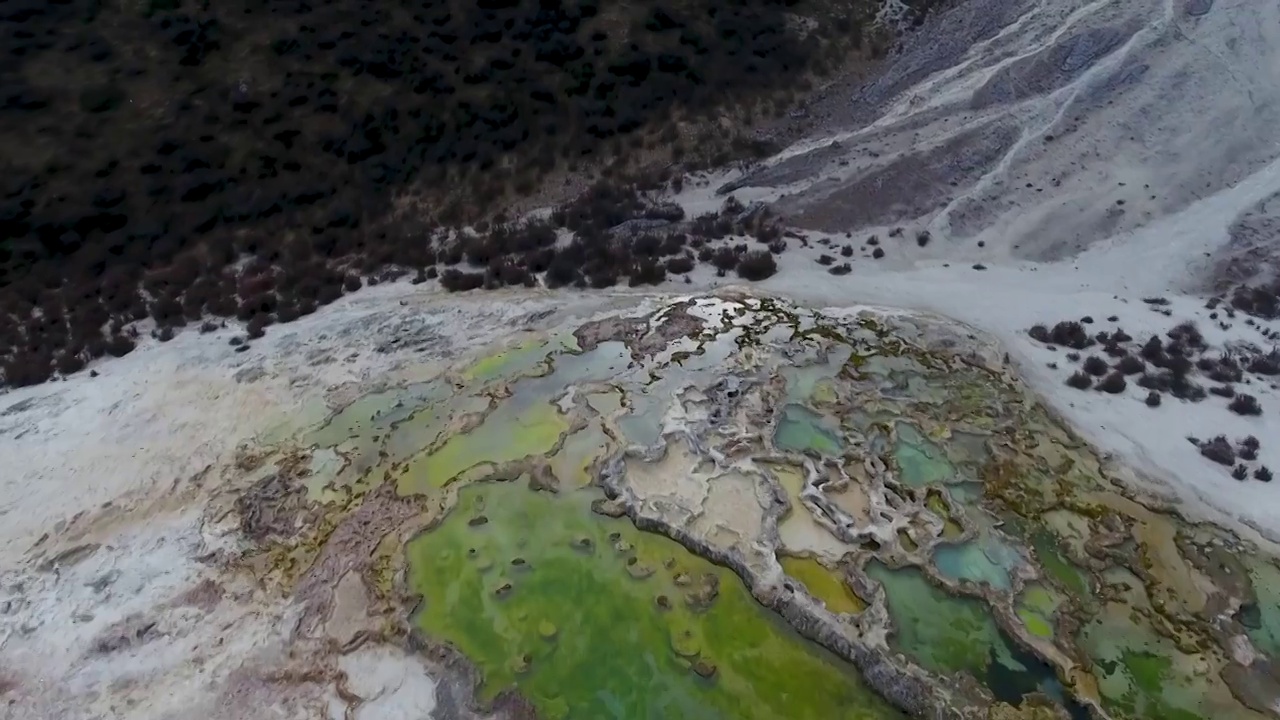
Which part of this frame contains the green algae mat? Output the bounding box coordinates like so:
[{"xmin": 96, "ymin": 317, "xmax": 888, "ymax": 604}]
[{"xmin": 408, "ymin": 480, "xmax": 902, "ymax": 720}]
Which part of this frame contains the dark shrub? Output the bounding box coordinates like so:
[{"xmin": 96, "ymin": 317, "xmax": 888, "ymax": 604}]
[
  {"xmin": 276, "ymin": 300, "xmax": 300, "ymax": 323},
  {"xmin": 588, "ymin": 270, "xmax": 619, "ymax": 289},
  {"xmin": 1066, "ymin": 352, "xmax": 1081, "ymax": 362},
  {"xmin": 829, "ymin": 263, "xmax": 852, "ymax": 276},
  {"xmin": 317, "ymin": 282, "xmax": 343, "ymax": 305},
  {"xmin": 1209, "ymin": 385, "xmax": 1235, "ymax": 398},
  {"xmin": 105, "ymin": 334, "xmax": 136, "ymax": 357},
  {"xmin": 1050, "ymin": 321, "xmax": 1092, "ymax": 350},
  {"xmin": 342, "ymin": 274, "xmax": 362, "ymax": 292},
  {"xmin": 872, "ymin": 248, "xmax": 885, "ymax": 259},
  {"xmin": 1095, "ymin": 371, "xmax": 1126, "ymax": 394},
  {"xmin": 439, "ymin": 269, "xmax": 486, "ymax": 292},
  {"xmin": 1169, "ymin": 373, "xmax": 1205, "ymax": 402},
  {"xmin": 1140, "ymin": 335, "xmax": 1164, "ymax": 360},
  {"xmin": 708, "ymin": 246, "xmax": 740, "ymax": 271},
  {"xmin": 1066, "ymin": 371, "xmax": 1092, "ymax": 390},
  {"xmin": 1144, "ymin": 391, "xmax": 1161, "ymax": 407},
  {"xmin": 841, "ymin": 245, "xmax": 854, "ymax": 257},
  {"xmin": 736, "ymin": 251, "xmax": 777, "ymax": 281},
  {"xmin": 1167, "ymin": 354, "xmax": 1193, "ymax": 376},
  {"xmin": 1166, "ymin": 321, "xmax": 1205, "ymax": 349},
  {"xmin": 916, "ymin": 231, "xmax": 931, "ymax": 247},
  {"xmin": 632, "ymin": 234, "xmax": 663, "ymax": 258},
  {"xmin": 666, "ymin": 255, "xmax": 695, "ymax": 275},
  {"xmin": 1137, "ymin": 372, "xmax": 1170, "ymax": 392},
  {"xmin": 1112, "ymin": 328, "xmax": 1132, "ymax": 343},
  {"xmin": 1199, "ymin": 435, "xmax": 1235, "ymax": 466},
  {"xmin": 545, "ymin": 254, "xmax": 580, "ymax": 288},
  {"xmin": 1231, "ymin": 283, "xmax": 1280, "ymax": 320},
  {"xmin": 1103, "ymin": 342, "xmax": 1128, "ymax": 358},
  {"xmin": 1233, "ymin": 464, "xmax": 1249, "ymax": 480},
  {"xmin": 658, "ymin": 234, "xmax": 688, "ymax": 257},
  {"xmin": 1257, "ymin": 466, "xmax": 1274, "ymax": 482},
  {"xmin": 1082, "ymin": 355, "xmax": 1109, "ymax": 376},
  {"xmin": 1, "ymin": 354, "xmax": 54, "ymax": 387},
  {"xmin": 1248, "ymin": 351, "xmax": 1280, "ymax": 376},
  {"xmin": 246, "ymin": 315, "xmax": 267, "ymax": 339},
  {"xmin": 1229, "ymin": 393, "xmax": 1263, "ymax": 416},
  {"xmin": 1115, "ymin": 355, "xmax": 1145, "ymax": 375},
  {"xmin": 55, "ymin": 351, "xmax": 86, "ymax": 376},
  {"xmin": 1203, "ymin": 354, "xmax": 1244, "ymax": 383},
  {"xmin": 491, "ymin": 260, "xmax": 532, "ymax": 288},
  {"xmin": 1028, "ymin": 325, "xmax": 1051, "ymax": 343},
  {"xmin": 817, "ymin": 254, "xmax": 834, "ymax": 266},
  {"xmin": 628, "ymin": 259, "xmax": 666, "ymax": 287}
]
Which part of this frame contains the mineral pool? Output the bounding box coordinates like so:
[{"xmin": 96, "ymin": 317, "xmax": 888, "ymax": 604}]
[{"xmin": 266, "ymin": 295, "xmax": 1280, "ymax": 720}]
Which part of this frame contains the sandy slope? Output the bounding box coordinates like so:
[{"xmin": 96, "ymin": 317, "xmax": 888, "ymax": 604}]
[{"xmin": 734, "ymin": 0, "xmax": 1280, "ymax": 265}]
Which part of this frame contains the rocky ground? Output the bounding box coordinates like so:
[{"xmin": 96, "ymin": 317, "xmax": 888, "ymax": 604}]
[{"xmin": 0, "ymin": 285, "xmax": 622, "ymax": 719}]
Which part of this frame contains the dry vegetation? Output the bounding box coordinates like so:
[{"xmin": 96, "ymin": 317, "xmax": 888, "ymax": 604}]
[
  {"xmin": 1029, "ymin": 314, "xmax": 1278, "ymax": 481},
  {"xmin": 0, "ymin": 0, "xmax": 916, "ymax": 389}
]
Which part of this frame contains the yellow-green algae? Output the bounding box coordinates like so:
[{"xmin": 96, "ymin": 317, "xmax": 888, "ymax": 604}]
[
  {"xmin": 779, "ymin": 555, "xmax": 867, "ymax": 614},
  {"xmin": 460, "ymin": 335, "xmax": 575, "ymax": 385},
  {"xmin": 408, "ymin": 481, "xmax": 903, "ymax": 720},
  {"xmin": 381, "ymin": 393, "xmax": 492, "ymax": 468},
  {"xmin": 1077, "ymin": 568, "xmax": 1265, "ymax": 720},
  {"xmin": 1016, "ymin": 584, "xmax": 1062, "ymax": 639},
  {"xmin": 1030, "ymin": 532, "xmax": 1090, "ymax": 596},
  {"xmin": 548, "ymin": 421, "xmax": 610, "ymax": 488},
  {"xmin": 304, "ymin": 381, "xmax": 446, "ymax": 449},
  {"xmin": 398, "ymin": 400, "xmax": 569, "ymax": 492},
  {"xmin": 926, "ymin": 491, "xmax": 965, "ymax": 540}
]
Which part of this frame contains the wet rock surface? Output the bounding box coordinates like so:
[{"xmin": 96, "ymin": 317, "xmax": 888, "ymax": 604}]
[{"xmin": 219, "ymin": 291, "xmax": 1280, "ymax": 720}]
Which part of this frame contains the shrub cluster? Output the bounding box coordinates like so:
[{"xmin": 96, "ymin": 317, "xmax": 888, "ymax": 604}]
[
  {"xmin": 1028, "ymin": 321, "xmax": 1093, "ymax": 350},
  {"xmin": 1034, "ymin": 317, "xmax": 1276, "ymax": 417},
  {"xmin": 1230, "ymin": 280, "xmax": 1280, "ymax": 320},
  {"xmin": 1199, "ymin": 435, "xmax": 1272, "ymax": 482},
  {"xmin": 0, "ymin": 0, "xmax": 894, "ymax": 388}
]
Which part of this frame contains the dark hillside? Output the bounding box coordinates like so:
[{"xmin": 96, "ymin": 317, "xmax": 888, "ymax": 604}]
[{"xmin": 0, "ymin": 0, "xmax": 889, "ymax": 388}]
